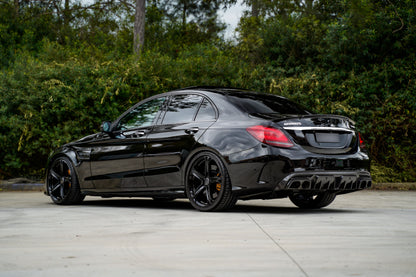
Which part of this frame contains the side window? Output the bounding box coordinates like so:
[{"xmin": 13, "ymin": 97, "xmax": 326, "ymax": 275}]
[
  {"xmin": 116, "ymin": 97, "xmax": 166, "ymax": 131},
  {"xmin": 162, "ymin": 95, "xmax": 202, "ymax": 124},
  {"xmin": 195, "ymin": 98, "xmax": 216, "ymax": 121}
]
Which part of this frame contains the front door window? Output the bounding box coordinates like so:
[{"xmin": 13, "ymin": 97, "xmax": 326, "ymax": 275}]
[{"xmin": 116, "ymin": 97, "xmax": 166, "ymax": 131}]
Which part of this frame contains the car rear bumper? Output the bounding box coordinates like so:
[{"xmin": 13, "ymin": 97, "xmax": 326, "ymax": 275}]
[{"xmin": 227, "ymin": 143, "xmax": 372, "ymax": 199}]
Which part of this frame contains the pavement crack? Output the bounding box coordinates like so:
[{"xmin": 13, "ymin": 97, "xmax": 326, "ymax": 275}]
[{"xmin": 246, "ymin": 213, "xmax": 309, "ymax": 277}]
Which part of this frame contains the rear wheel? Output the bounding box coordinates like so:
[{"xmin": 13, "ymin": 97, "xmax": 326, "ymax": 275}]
[
  {"xmin": 289, "ymin": 192, "xmax": 336, "ymax": 209},
  {"xmin": 185, "ymin": 152, "xmax": 236, "ymax": 212},
  {"xmin": 47, "ymin": 157, "xmax": 85, "ymax": 205}
]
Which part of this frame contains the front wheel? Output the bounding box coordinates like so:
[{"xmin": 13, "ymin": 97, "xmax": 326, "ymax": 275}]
[
  {"xmin": 185, "ymin": 152, "xmax": 236, "ymax": 212},
  {"xmin": 289, "ymin": 192, "xmax": 336, "ymax": 209},
  {"xmin": 47, "ymin": 157, "xmax": 85, "ymax": 205}
]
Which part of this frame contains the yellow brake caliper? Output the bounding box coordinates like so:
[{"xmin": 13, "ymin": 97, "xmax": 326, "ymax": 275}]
[
  {"xmin": 68, "ymin": 169, "xmax": 72, "ymax": 188},
  {"xmin": 216, "ymin": 173, "xmax": 221, "ymax": 191}
]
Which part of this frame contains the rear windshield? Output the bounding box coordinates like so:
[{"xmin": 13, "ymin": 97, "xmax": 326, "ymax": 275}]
[{"xmin": 227, "ymin": 93, "xmax": 312, "ymax": 115}]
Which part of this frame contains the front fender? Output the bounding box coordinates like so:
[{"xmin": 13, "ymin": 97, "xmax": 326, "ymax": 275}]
[{"xmin": 44, "ymin": 146, "xmax": 91, "ymax": 195}]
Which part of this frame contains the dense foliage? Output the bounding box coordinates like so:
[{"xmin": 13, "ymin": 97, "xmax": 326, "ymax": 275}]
[{"xmin": 0, "ymin": 0, "xmax": 415, "ymax": 182}]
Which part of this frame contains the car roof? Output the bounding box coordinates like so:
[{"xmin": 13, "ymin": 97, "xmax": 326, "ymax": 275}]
[
  {"xmin": 172, "ymin": 86, "xmax": 289, "ymax": 100},
  {"xmin": 173, "ymin": 86, "xmax": 255, "ymax": 95}
]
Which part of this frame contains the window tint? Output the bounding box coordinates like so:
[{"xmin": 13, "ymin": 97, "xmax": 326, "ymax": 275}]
[
  {"xmin": 162, "ymin": 95, "xmax": 202, "ymax": 124},
  {"xmin": 116, "ymin": 97, "xmax": 166, "ymax": 130},
  {"xmin": 227, "ymin": 93, "xmax": 311, "ymax": 115},
  {"xmin": 195, "ymin": 99, "xmax": 216, "ymax": 121}
]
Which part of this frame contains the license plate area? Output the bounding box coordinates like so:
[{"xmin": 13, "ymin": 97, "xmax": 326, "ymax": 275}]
[{"xmin": 315, "ymin": 133, "xmax": 341, "ymax": 143}]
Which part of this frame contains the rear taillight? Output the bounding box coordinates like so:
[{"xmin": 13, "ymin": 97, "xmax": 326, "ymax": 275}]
[
  {"xmin": 247, "ymin": 125, "xmax": 294, "ymax": 148},
  {"xmin": 359, "ymin": 132, "xmax": 366, "ymax": 149}
]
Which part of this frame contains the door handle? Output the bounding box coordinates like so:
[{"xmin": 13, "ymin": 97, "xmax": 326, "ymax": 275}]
[
  {"xmin": 185, "ymin": 127, "xmax": 199, "ymax": 134},
  {"xmin": 136, "ymin": 131, "xmax": 146, "ymax": 137},
  {"xmin": 122, "ymin": 130, "xmax": 146, "ymax": 138}
]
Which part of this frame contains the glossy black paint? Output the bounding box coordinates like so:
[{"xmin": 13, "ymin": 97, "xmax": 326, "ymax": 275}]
[{"xmin": 46, "ymin": 87, "xmax": 371, "ymax": 202}]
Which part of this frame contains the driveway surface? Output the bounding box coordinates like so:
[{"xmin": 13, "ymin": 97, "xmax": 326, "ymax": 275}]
[{"xmin": 0, "ymin": 190, "xmax": 415, "ymax": 277}]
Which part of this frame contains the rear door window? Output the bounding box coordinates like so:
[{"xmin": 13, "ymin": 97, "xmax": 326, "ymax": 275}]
[
  {"xmin": 162, "ymin": 95, "xmax": 203, "ymax": 124},
  {"xmin": 195, "ymin": 98, "xmax": 216, "ymax": 121}
]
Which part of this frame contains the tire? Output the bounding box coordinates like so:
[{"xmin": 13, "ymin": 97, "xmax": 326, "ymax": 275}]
[
  {"xmin": 289, "ymin": 192, "xmax": 336, "ymax": 209},
  {"xmin": 185, "ymin": 151, "xmax": 236, "ymax": 212},
  {"xmin": 47, "ymin": 156, "xmax": 85, "ymax": 205}
]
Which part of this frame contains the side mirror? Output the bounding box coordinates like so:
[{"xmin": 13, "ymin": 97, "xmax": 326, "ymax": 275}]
[{"xmin": 100, "ymin": 121, "xmax": 112, "ymax": 133}]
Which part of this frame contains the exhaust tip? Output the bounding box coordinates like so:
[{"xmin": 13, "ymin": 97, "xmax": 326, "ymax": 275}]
[
  {"xmin": 290, "ymin": 181, "xmax": 300, "ymax": 189},
  {"xmin": 302, "ymin": 181, "xmax": 311, "ymax": 189}
]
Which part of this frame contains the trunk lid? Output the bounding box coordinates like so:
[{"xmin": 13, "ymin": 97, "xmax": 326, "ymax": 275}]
[{"xmin": 253, "ymin": 114, "xmax": 359, "ymax": 154}]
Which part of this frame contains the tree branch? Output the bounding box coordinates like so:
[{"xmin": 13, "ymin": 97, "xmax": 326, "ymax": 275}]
[
  {"xmin": 387, "ymin": 0, "xmax": 404, "ymax": 33},
  {"xmin": 119, "ymin": 0, "xmax": 134, "ymax": 10}
]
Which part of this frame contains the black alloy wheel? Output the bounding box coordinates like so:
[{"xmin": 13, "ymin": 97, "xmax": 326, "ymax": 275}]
[
  {"xmin": 47, "ymin": 157, "xmax": 85, "ymax": 205},
  {"xmin": 185, "ymin": 152, "xmax": 236, "ymax": 212},
  {"xmin": 289, "ymin": 192, "xmax": 336, "ymax": 209}
]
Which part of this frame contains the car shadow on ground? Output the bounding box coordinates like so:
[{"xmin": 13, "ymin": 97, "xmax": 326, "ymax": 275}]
[
  {"xmin": 231, "ymin": 203, "xmax": 362, "ymax": 214},
  {"xmin": 78, "ymin": 197, "xmax": 364, "ymax": 214}
]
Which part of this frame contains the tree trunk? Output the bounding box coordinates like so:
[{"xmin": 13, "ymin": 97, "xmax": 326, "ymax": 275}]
[
  {"xmin": 14, "ymin": 0, "xmax": 19, "ymax": 18},
  {"xmin": 304, "ymin": 0, "xmax": 314, "ymax": 16},
  {"xmin": 182, "ymin": 2, "xmax": 187, "ymax": 28},
  {"xmin": 64, "ymin": 0, "xmax": 70, "ymax": 18},
  {"xmin": 134, "ymin": 0, "xmax": 146, "ymax": 56},
  {"xmin": 63, "ymin": 0, "xmax": 70, "ymax": 30},
  {"xmin": 251, "ymin": 0, "xmax": 259, "ymax": 17}
]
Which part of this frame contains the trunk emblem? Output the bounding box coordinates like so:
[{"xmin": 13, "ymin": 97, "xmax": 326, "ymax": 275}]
[{"xmin": 284, "ymin": 122, "xmax": 302, "ymax": 126}]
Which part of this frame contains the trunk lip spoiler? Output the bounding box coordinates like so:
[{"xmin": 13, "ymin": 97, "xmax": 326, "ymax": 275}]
[{"xmin": 283, "ymin": 126, "xmax": 354, "ymax": 132}]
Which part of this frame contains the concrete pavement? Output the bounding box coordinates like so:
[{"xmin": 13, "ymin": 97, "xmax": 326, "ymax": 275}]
[{"xmin": 0, "ymin": 190, "xmax": 415, "ymax": 277}]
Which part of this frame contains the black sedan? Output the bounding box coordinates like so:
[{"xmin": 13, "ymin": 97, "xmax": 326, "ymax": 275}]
[{"xmin": 45, "ymin": 87, "xmax": 371, "ymax": 211}]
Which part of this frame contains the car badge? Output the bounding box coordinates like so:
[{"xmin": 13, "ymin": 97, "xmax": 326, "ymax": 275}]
[{"xmin": 283, "ymin": 122, "xmax": 302, "ymax": 126}]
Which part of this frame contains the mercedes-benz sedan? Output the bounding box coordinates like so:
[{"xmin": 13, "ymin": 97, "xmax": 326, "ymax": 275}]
[{"xmin": 45, "ymin": 87, "xmax": 371, "ymax": 211}]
